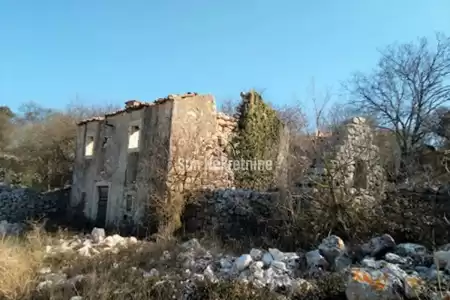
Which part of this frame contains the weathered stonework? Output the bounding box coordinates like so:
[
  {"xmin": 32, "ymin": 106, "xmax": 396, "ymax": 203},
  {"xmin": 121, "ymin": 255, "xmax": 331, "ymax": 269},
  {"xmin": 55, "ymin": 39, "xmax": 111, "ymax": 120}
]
[
  {"xmin": 70, "ymin": 93, "xmax": 287, "ymax": 228},
  {"xmin": 302, "ymin": 117, "xmax": 385, "ymax": 201},
  {"xmin": 0, "ymin": 185, "xmax": 70, "ymax": 223},
  {"xmin": 182, "ymin": 188, "xmax": 277, "ymax": 240}
]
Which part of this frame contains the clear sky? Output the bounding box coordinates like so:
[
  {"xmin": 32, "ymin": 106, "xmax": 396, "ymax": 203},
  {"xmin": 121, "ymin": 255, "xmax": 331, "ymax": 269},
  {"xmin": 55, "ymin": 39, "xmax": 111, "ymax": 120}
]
[{"xmin": 0, "ymin": 0, "xmax": 449, "ymax": 117}]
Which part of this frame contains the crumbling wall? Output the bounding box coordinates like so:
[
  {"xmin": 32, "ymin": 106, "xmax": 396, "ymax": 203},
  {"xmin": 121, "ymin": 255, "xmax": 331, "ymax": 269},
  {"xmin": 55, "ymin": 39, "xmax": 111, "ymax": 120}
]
[
  {"xmin": 212, "ymin": 112, "xmax": 237, "ymax": 187},
  {"xmin": 167, "ymin": 95, "xmax": 235, "ymax": 192},
  {"xmin": 331, "ymin": 117, "xmax": 385, "ymax": 197},
  {"xmin": 304, "ymin": 117, "xmax": 385, "ymax": 201}
]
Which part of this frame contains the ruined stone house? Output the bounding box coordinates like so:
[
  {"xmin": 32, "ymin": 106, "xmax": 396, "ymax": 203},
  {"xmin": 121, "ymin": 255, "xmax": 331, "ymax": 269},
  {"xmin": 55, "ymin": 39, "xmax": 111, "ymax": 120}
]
[
  {"xmin": 70, "ymin": 93, "xmax": 237, "ymax": 227},
  {"xmin": 299, "ymin": 117, "xmax": 386, "ymax": 199}
]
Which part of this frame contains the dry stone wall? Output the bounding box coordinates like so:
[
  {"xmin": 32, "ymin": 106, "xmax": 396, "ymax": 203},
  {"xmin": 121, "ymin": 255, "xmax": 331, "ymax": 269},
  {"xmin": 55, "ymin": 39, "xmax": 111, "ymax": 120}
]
[
  {"xmin": 0, "ymin": 185, "xmax": 70, "ymax": 223},
  {"xmin": 303, "ymin": 117, "xmax": 385, "ymax": 201},
  {"xmin": 182, "ymin": 188, "xmax": 279, "ymax": 241},
  {"xmin": 332, "ymin": 117, "xmax": 385, "ymax": 195}
]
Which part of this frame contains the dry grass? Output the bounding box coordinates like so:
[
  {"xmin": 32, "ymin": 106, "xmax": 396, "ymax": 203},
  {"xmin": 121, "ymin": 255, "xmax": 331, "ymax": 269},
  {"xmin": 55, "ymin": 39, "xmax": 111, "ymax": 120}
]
[
  {"xmin": 1, "ymin": 217, "xmax": 448, "ymax": 300},
  {"xmin": 0, "ymin": 224, "xmax": 51, "ymax": 299},
  {"xmin": 0, "ymin": 224, "xmax": 266, "ymax": 300}
]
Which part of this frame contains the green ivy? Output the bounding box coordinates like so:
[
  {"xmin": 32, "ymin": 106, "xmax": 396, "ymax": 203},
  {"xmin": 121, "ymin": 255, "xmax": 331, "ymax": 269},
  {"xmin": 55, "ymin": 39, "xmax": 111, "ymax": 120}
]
[{"xmin": 229, "ymin": 90, "xmax": 282, "ymax": 190}]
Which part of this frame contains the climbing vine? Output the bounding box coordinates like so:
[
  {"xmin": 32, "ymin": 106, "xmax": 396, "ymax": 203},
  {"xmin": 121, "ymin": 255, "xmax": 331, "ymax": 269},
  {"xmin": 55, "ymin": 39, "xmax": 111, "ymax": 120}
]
[{"xmin": 229, "ymin": 90, "xmax": 282, "ymax": 190}]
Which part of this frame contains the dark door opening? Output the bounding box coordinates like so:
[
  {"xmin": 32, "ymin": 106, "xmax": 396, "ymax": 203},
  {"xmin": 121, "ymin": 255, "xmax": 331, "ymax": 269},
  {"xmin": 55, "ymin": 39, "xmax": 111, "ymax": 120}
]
[{"xmin": 96, "ymin": 186, "xmax": 109, "ymax": 227}]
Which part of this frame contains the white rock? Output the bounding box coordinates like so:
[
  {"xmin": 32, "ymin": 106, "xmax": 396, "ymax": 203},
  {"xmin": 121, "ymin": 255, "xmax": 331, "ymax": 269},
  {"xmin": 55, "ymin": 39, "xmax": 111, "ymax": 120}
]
[
  {"xmin": 203, "ymin": 265, "xmax": 218, "ymax": 283},
  {"xmin": 253, "ymin": 269, "xmax": 264, "ymax": 280},
  {"xmin": 384, "ymin": 252, "xmax": 412, "ymax": 265},
  {"xmin": 219, "ymin": 257, "xmax": 233, "ymax": 269},
  {"xmin": 305, "ymin": 250, "xmax": 329, "ymax": 269},
  {"xmin": 262, "ymin": 252, "xmax": 274, "ymax": 266},
  {"xmin": 361, "ymin": 257, "xmax": 387, "ymax": 269},
  {"xmin": 91, "ymin": 228, "xmax": 105, "ymax": 243},
  {"xmin": 143, "ymin": 268, "xmax": 160, "ymax": 278},
  {"xmin": 234, "ymin": 254, "xmax": 253, "ymax": 271},
  {"xmin": 77, "ymin": 245, "xmax": 92, "ymax": 257},
  {"xmin": 251, "ymin": 261, "xmax": 264, "ymax": 270},
  {"xmin": 103, "ymin": 236, "xmax": 115, "ymax": 248},
  {"xmin": 271, "ymin": 261, "xmax": 288, "ymax": 273},
  {"xmin": 36, "ymin": 280, "xmax": 53, "ymax": 291},
  {"xmin": 318, "ymin": 235, "xmax": 345, "ymax": 263},
  {"xmin": 434, "ymin": 251, "xmax": 450, "ymax": 270},
  {"xmin": 70, "ymin": 296, "xmax": 83, "ymax": 300},
  {"xmin": 82, "ymin": 239, "xmax": 92, "ymax": 247},
  {"xmin": 396, "ymin": 243, "xmax": 427, "ymax": 256},
  {"xmin": 192, "ymin": 273, "xmax": 205, "ymax": 281},
  {"xmin": 38, "ymin": 267, "xmax": 52, "ymax": 275},
  {"xmin": 127, "ymin": 236, "xmax": 138, "ymax": 244},
  {"xmin": 268, "ymin": 248, "xmax": 285, "ymax": 261},
  {"xmin": 111, "ymin": 234, "xmax": 126, "ymax": 246},
  {"xmin": 249, "ymin": 248, "xmax": 263, "ymax": 260}
]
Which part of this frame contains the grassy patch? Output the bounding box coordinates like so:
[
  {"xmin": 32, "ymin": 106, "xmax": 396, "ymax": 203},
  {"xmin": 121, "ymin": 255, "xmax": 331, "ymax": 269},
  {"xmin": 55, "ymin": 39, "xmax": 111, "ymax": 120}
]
[{"xmin": 0, "ymin": 225, "xmax": 49, "ymax": 299}]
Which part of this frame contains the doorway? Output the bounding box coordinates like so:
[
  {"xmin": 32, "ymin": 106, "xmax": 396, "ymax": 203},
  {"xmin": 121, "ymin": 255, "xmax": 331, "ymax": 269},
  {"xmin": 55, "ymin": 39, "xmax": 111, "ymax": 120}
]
[{"xmin": 96, "ymin": 185, "xmax": 109, "ymax": 227}]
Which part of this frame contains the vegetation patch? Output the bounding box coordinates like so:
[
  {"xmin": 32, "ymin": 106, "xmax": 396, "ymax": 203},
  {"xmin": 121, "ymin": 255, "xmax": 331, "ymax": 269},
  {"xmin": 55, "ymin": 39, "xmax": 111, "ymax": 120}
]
[{"xmin": 230, "ymin": 90, "xmax": 283, "ymax": 190}]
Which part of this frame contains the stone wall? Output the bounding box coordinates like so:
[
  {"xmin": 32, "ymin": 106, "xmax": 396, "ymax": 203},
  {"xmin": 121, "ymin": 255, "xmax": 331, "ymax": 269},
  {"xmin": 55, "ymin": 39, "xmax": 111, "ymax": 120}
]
[
  {"xmin": 182, "ymin": 188, "xmax": 279, "ymax": 241},
  {"xmin": 167, "ymin": 96, "xmax": 236, "ymax": 193},
  {"xmin": 301, "ymin": 117, "xmax": 385, "ymax": 201},
  {"xmin": 0, "ymin": 185, "xmax": 70, "ymax": 223}
]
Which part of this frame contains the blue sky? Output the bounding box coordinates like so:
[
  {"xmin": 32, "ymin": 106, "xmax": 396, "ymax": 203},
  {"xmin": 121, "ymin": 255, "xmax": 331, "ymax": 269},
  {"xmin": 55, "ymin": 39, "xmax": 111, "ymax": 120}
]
[{"xmin": 0, "ymin": 0, "xmax": 449, "ymax": 119}]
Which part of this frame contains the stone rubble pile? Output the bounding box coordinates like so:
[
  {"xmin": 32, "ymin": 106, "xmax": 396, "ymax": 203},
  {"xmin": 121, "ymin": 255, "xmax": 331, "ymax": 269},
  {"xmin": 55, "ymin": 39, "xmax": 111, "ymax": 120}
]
[
  {"xmin": 44, "ymin": 227, "xmax": 139, "ymax": 257},
  {"xmin": 32, "ymin": 227, "xmax": 450, "ymax": 299}
]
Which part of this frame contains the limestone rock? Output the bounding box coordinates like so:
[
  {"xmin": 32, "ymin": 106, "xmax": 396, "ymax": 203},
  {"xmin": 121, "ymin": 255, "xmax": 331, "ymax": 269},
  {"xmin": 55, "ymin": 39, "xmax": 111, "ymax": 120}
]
[
  {"xmin": 318, "ymin": 235, "xmax": 346, "ymax": 264},
  {"xmin": 305, "ymin": 250, "xmax": 329, "ymax": 270},
  {"xmin": 91, "ymin": 227, "xmax": 105, "ymax": 243},
  {"xmin": 234, "ymin": 254, "xmax": 253, "ymax": 271},
  {"xmin": 361, "ymin": 234, "xmax": 396, "ymax": 257}
]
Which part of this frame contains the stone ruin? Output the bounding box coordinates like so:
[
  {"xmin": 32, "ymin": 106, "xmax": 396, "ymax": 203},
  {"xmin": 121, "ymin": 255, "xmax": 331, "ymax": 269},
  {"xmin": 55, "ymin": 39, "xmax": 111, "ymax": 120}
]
[{"xmin": 301, "ymin": 117, "xmax": 385, "ymax": 202}]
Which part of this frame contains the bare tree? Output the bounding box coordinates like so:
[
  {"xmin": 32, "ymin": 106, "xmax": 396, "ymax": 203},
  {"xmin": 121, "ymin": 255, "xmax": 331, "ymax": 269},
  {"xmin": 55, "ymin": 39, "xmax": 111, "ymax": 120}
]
[
  {"xmin": 347, "ymin": 33, "xmax": 450, "ymax": 172},
  {"xmin": 5, "ymin": 101, "xmax": 120, "ymax": 190},
  {"xmin": 218, "ymin": 98, "xmax": 239, "ymax": 116}
]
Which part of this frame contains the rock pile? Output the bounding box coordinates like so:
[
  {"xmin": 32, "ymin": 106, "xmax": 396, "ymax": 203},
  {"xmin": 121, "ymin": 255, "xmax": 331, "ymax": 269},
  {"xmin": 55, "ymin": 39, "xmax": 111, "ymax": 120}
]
[
  {"xmin": 44, "ymin": 227, "xmax": 139, "ymax": 257},
  {"xmin": 33, "ymin": 227, "xmax": 450, "ymax": 299}
]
